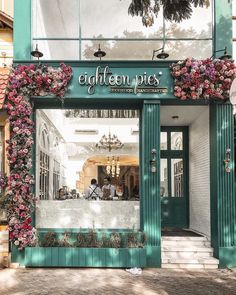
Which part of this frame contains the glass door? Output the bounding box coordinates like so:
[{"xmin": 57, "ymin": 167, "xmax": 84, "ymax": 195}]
[{"xmin": 160, "ymin": 127, "xmax": 188, "ymax": 228}]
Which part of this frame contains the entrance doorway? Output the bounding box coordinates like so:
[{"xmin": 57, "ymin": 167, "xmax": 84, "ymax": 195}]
[{"xmin": 160, "ymin": 127, "xmax": 188, "ymax": 228}]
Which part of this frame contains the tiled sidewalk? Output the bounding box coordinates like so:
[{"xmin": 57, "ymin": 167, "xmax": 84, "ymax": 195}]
[{"xmin": 0, "ymin": 268, "xmax": 236, "ymax": 295}]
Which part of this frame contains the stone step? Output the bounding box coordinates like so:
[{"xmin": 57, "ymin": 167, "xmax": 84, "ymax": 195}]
[
  {"xmin": 162, "ymin": 257, "xmax": 219, "ymax": 265},
  {"xmin": 162, "ymin": 236, "xmax": 208, "ymax": 241},
  {"xmin": 162, "ymin": 240, "xmax": 211, "ymax": 247},
  {"xmin": 162, "ymin": 251, "xmax": 213, "ymax": 259},
  {"xmin": 162, "ymin": 246, "xmax": 213, "ymax": 252},
  {"xmin": 162, "ymin": 263, "xmax": 218, "ymax": 269}
]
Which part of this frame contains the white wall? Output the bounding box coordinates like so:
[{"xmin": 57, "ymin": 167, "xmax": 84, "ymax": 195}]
[{"xmin": 189, "ymin": 106, "xmax": 210, "ymax": 238}]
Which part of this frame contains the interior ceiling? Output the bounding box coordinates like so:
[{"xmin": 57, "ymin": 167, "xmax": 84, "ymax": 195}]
[{"xmin": 160, "ymin": 105, "xmax": 208, "ymax": 126}]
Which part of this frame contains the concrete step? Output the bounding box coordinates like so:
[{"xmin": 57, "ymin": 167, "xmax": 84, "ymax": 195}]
[
  {"xmin": 162, "ymin": 250, "xmax": 213, "ymax": 259},
  {"xmin": 162, "ymin": 240, "xmax": 211, "ymax": 247},
  {"xmin": 162, "ymin": 257, "xmax": 219, "ymax": 264},
  {"xmin": 162, "ymin": 236, "xmax": 208, "ymax": 241},
  {"xmin": 162, "ymin": 263, "xmax": 218, "ymax": 269},
  {"xmin": 162, "ymin": 246, "xmax": 213, "ymax": 252}
]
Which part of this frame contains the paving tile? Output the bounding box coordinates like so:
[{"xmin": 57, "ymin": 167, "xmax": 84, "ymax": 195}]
[{"xmin": 0, "ymin": 268, "xmax": 236, "ymax": 295}]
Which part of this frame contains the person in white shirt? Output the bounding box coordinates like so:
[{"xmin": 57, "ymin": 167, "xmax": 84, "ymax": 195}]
[
  {"xmin": 101, "ymin": 177, "xmax": 115, "ymax": 200},
  {"xmin": 85, "ymin": 179, "xmax": 102, "ymax": 200}
]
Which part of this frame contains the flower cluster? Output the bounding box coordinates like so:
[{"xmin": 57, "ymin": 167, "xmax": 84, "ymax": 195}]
[
  {"xmin": 170, "ymin": 58, "xmax": 236, "ymax": 100},
  {"xmin": 4, "ymin": 63, "xmax": 72, "ymax": 250},
  {"xmin": 0, "ymin": 173, "xmax": 8, "ymax": 190}
]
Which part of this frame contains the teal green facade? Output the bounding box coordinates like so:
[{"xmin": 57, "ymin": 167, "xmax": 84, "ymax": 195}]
[{"xmin": 11, "ymin": 0, "xmax": 236, "ymax": 268}]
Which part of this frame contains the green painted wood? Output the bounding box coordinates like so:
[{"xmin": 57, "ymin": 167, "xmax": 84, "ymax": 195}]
[
  {"xmin": 51, "ymin": 247, "xmax": 59, "ymax": 267},
  {"xmin": 142, "ymin": 101, "xmax": 161, "ymax": 267},
  {"xmin": 161, "ymin": 197, "xmax": 187, "ymax": 228},
  {"xmin": 23, "ymin": 247, "xmax": 146, "ymax": 267},
  {"xmin": 11, "ymin": 245, "xmax": 25, "ymax": 266},
  {"xmin": 210, "ymin": 103, "xmax": 236, "ymax": 266},
  {"xmin": 214, "ymin": 0, "xmax": 232, "ymax": 55},
  {"xmin": 219, "ymin": 247, "xmax": 236, "ymax": 268},
  {"xmin": 14, "ymin": 0, "xmax": 32, "ymax": 60}
]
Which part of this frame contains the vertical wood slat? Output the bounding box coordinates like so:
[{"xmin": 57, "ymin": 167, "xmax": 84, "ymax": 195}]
[
  {"xmin": 24, "ymin": 247, "xmax": 146, "ymax": 267},
  {"xmin": 210, "ymin": 103, "xmax": 235, "ymax": 252},
  {"xmin": 142, "ymin": 101, "xmax": 161, "ymax": 266},
  {"xmin": 142, "ymin": 101, "xmax": 161, "ymax": 246}
]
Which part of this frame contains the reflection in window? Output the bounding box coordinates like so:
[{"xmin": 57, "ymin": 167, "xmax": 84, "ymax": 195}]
[
  {"xmin": 160, "ymin": 132, "xmax": 167, "ymax": 150},
  {"xmin": 171, "ymin": 159, "xmax": 183, "ymax": 197},
  {"xmin": 32, "ymin": 0, "xmax": 213, "ymax": 60},
  {"xmin": 160, "ymin": 159, "xmax": 168, "ymax": 197},
  {"xmin": 39, "ymin": 151, "xmax": 50, "ymax": 200},
  {"xmin": 53, "ymin": 160, "xmax": 60, "ymax": 199},
  {"xmin": 171, "ymin": 132, "xmax": 183, "ymax": 150}
]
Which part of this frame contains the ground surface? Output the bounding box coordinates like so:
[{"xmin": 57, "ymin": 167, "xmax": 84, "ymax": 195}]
[{"xmin": 1, "ymin": 268, "xmax": 236, "ymax": 295}]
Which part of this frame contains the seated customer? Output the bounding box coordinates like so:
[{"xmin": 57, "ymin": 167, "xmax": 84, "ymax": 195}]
[
  {"xmin": 101, "ymin": 177, "xmax": 115, "ymax": 200},
  {"xmin": 85, "ymin": 179, "xmax": 102, "ymax": 200},
  {"xmin": 57, "ymin": 188, "xmax": 67, "ymax": 200}
]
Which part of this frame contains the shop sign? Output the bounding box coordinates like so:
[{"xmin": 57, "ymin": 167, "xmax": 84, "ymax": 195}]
[{"xmin": 78, "ymin": 66, "xmax": 167, "ymax": 95}]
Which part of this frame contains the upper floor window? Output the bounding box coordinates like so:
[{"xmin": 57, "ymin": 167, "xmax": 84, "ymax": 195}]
[
  {"xmin": 32, "ymin": 0, "xmax": 213, "ymax": 60},
  {"xmin": 233, "ymin": 1, "xmax": 236, "ymax": 60}
]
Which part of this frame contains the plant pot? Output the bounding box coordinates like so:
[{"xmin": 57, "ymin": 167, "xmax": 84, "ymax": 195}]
[{"xmin": 24, "ymin": 247, "xmax": 146, "ymax": 268}]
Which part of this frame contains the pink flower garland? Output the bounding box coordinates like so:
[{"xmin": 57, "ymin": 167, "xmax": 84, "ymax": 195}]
[
  {"xmin": 170, "ymin": 58, "xmax": 236, "ymax": 100},
  {"xmin": 4, "ymin": 63, "xmax": 72, "ymax": 250}
]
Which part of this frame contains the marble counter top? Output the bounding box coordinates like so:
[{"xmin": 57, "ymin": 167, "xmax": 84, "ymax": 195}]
[{"xmin": 36, "ymin": 200, "xmax": 140, "ymax": 229}]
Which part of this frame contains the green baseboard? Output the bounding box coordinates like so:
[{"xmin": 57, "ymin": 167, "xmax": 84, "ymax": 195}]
[
  {"xmin": 23, "ymin": 247, "xmax": 146, "ymax": 268},
  {"xmin": 146, "ymin": 246, "xmax": 161, "ymax": 267},
  {"xmin": 219, "ymin": 247, "xmax": 236, "ymax": 268}
]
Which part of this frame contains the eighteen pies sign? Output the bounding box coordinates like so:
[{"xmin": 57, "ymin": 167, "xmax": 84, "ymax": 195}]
[{"xmin": 78, "ymin": 66, "xmax": 167, "ymax": 95}]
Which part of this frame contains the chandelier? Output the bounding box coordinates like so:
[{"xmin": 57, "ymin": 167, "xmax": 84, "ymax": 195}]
[
  {"xmin": 96, "ymin": 132, "xmax": 123, "ymax": 152},
  {"xmin": 106, "ymin": 156, "xmax": 120, "ymax": 178}
]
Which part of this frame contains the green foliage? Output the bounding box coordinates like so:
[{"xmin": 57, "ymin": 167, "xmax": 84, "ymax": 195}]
[
  {"xmin": 58, "ymin": 231, "xmax": 72, "ymax": 247},
  {"xmin": 128, "ymin": 0, "xmax": 210, "ymax": 26},
  {"xmin": 74, "ymin": 232, "xmax": 87, "ymax": 247},
  {"xmin": 41, "ymin": 232, "xmax": 59, "ymax": 247},
  {"xmin": 86, "ymin": 229, "xmax": 100, "ymax": 248},
  {"xmin": 109, "ymin": 232, "xmax": 121, "ymax": 248},
  {"xmin": 39, "ymin": 230, "xmax": 147, "ymax": 248}
]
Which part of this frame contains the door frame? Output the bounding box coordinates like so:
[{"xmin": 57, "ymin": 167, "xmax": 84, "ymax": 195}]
[{"xmin": 160, "ymin": 126, "xmax": 189, "ymax": 228}]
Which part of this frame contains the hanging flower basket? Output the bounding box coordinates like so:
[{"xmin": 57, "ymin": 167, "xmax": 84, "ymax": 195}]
[
  {"xmin": 3, "ymin": 63, "xmax": 72, "ymax": 250},
  {"xmin": 170, "ymin": 58, "xmax": 236, "ymax": 101}
]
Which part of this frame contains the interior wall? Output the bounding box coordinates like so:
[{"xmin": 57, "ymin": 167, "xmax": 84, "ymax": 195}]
[{"xmin": 189, "ymin": 106, "xmax": 210, "ymax": 238}]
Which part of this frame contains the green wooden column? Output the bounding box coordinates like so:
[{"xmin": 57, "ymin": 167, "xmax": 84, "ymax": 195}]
[
  {"xmin": 210, "ymin": 103, "xmax": 236, "ymax": 268},
  {"xmin": 14, "ymin": 0, "xmax": 32, "ymax": 60},
  {"xmin": 141, "ymin": 100, "xmax": 161, "ymax": 267}
]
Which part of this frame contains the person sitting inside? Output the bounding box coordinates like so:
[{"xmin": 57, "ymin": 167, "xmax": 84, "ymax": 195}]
[
  {"xmin": 101, "ymin": 176, "xmax": 115, "ymax": 200},
  {"xmin": 85, "ymin": 179, "xmax": 102, "ymax": 200},
  {"xmin": 57, "ymin": 188, "xmax": 67, "ymax": 200}
]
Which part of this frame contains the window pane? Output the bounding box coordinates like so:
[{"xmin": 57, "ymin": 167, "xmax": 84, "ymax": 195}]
[
  {"xmin": 234, "ymin": 41, "xmax": 236, "ymax": 61},
  {"xmin": 161, "ymin": 132, "xmax": 167, "ymax": 150},
  {"xmin": 171, "ymin": 159, "xmax": 183, "ymax": 197},
  {"xmin": 165, "ymin": 0, "xmax": 212, "ymax": 38},
  {"xmin": 33, "ymin": 41, "xmax": 80, "ymax": 60},
  {"xmin": 233, "ymin": 20, "xmax": 236, "ymax": 39},
  {"xmin": 82, "ymin": 39, "xmax": 212, "ymax": 60},
  {"xmin": 39, "ymin": 151, "xmax": 50, "ymax": 200},
  {"xmin": 53, "ymin": 160, "xmax": 60, "ymax": 199},
  {"xmin": 160, "ymin": 159, "xmax": 168, "ymax": 197},
  {"xmin": 171, "ymin": 132, "xmax": 183, "ymax": 150},
  {"xmin": 165, "ymin": 40, "xmax": 212, "ymax": 60},
  {"xmin": 33, "ymin": 0, "xmax": 80, "ymax": 38},
  {"xmin": 36, "ymin": 109, "xmax": 140, "ymax": 229},
  {"xmin": 80, "ymin": 0, "xmax": 163, "ymax": 39}
]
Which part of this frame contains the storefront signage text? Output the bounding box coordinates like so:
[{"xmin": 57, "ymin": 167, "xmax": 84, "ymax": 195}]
[{"xmin": 78, "ymin": 66, "xmax": 167, "ymax": 95}]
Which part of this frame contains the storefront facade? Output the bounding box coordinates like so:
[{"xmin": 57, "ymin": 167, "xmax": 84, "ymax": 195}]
[{"xmin": 9, "ymin": 0, "xmax": 235, "ymax": 268}]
